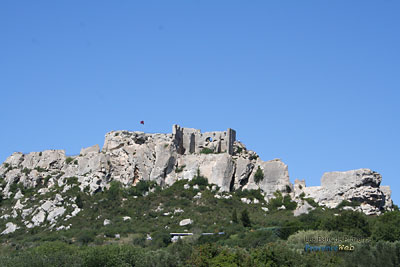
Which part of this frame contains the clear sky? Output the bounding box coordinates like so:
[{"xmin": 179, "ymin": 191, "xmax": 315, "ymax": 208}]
[{"xmin": 1, "ymin": 1, "xmax": 399, "ymax": 204}]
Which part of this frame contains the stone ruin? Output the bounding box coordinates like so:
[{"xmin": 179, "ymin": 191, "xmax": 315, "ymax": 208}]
[{"xmin": 172, "ymin": 124, "xmax": 236, "ymax": 155}]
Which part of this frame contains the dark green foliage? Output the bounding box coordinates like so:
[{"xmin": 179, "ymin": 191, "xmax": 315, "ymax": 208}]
[
  {"xmin": 66, "ymin": 177, "xmax": 79, "ymax": 186},
  {"xmin": 249, "ymin": 155, "xmax": 258, "ymax": 160},
  {"xmin": 285, "ymin": 185, "xmax": 292, "ymax": 193},
  {"xmin": 107, "ymin": 180, "xmax": 122, "ymax": 201},
  {"xmin": 175, "ymin": 165, "xmax": 186, "ymax": 173},
  {"xmin": 283, "ymin": 195, "xmax": 297, "ymax": 210},
  {"xmin": 299, "ymin": 192, "xmax": 306, "ymax": 199},
  {"xmin": 200, "ymin": 148, "xmax": 214, "ymax": 154},
  {"xmin": 76, "ymin": 194, "xmax": 83, "ymax": 209},
  {"xmin": 65, "ymin": 157, "xmax": 74, "ymax": 165},
  {"xmin": 44, "ymin": 175, "xmax": 51, "ymax": 186},
  {"xmin": 236, "ymin": 147, "xmax": 243, "ymax": 154},
  {"xmin": 22, "ymin": 167, "xmax": 31, "ymax": 175},
  {"xmin": 3, "ymin": 163, "xmax": 10, "ymax": 168},
  {"xmin": 9, "ymin": 183, "xmax": 18, "ymax": 194},
  {"xmin": 126, "ymin": 180, "xmax": 156, "ymax": 197},
  {"xmin": 151, "ymin": 231, "xmax": 172, "ymax": 248},
  {"xmin": 77, "ymin": 231, "xmax": 95, "ymax": 245},
  {"xmin": 74, "ymin": 160, "xmax": 78, "ymax": 165},
  {"xmin": 232, "ymin": 209, "xmax": 238, "ymax": 223},
  {"xmin": 268, "ymin": 191, "xmax": 297, "ymax": 210},
  {"xmin": 254, "ymin": 166, "xmax": 264, "ymax": 184},
  {"xmin": 304, "ymin": 197, "xmax": 318, "ymax": 207},
  {"xmin": 320, "ymin": 210, "xmax": 371, "ymax": 237},
  {"xmin": 372, "ymin": 211, "xmax": 400, "ymax": 242},
  {"xmin": 241, "ymin": 209, "xmax": 251, "ymax": 227},
  {"xmin": 235, "ymin": 188, "xmax": 264, "ymax": 202},
  {"xmin": 336, "ymin": 200, "xmax": 362, "ymax": 209},
  {"xmin": 34, "ymin": 166, "xmax": 46, "ymax": 172}
]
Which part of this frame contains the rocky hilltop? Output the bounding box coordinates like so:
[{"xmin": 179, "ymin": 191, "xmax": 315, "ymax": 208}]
[{"xmin": 0, "ymin": 125, "xmax": 393, "ymax": 230}]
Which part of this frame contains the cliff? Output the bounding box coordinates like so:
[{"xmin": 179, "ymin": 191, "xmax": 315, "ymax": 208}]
[{"xmin": 0, "ymin": 125, "xmax": 393, "ymax": 230}]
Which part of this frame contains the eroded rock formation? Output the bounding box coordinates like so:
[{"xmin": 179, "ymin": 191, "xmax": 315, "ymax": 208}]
[{"xmin": 0, "ymin": 125, "xmax": 394, "ymax": 216}]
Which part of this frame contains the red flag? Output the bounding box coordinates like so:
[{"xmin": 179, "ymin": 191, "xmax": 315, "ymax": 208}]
[{"xmin": 140, "ymin": 121, "xmax": 144, "ymax": 125}]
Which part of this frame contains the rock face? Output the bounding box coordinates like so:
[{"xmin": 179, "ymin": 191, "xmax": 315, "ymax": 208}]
[
  {"xmin": 299, "ymin": 169, "xmax": 393, "ymax": 215},
  {"xmin": 0, "ymin": 125, "xmax": 394, "ymax": 216}
]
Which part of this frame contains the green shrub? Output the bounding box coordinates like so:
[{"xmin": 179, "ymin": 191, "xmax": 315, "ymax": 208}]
[
  {"xmin": 249, "ymin": 155, "xmax": 258, "ymax": 160},
  {"xmin": 200, "ymin": 148, "xmax": 214, "ymax": 154},
  {"xmin": 232, "ymin": 209, "xmax": 238, "ymax": 224},
  {"xmin": 372, "ymin": 211, "xmax": 400, "ymax": 242},
  {"xmin": 76, "ymin": 194, "xmax": 84, "ymax": 209},
  {"xmin": 304, "ymin": 197, "xmax": 318, "ymax": 208},
  {"xmin": 34, "ymin": 166, "xmax": 46, "ymax": 172},
  {"xmin": 108, "ymin": 180, "xmax": 122, "ymax": 201},
  {"xmin": 65, "ymin": 157, "xmax": 74, "ymax": 165},
  {"xmin": 66, "ymin": 177, "xmax": 79, "ymax": 186},
  {"xmin": 22, "ymin": 168, "xmax": 31, "ymax": 175},
  {"xmin": 254, "ymin": 166, "xmax": 264, "ymax": 184},
  {"xmin": 44, "ymin": 175, "xmax": 51, "ymax": 186},
  {"xmin": 283, "ymin": 195, "xmax": 297, "ymax": 210},
  {"xmin": 175, "ymin": 165, "xmax": 186, "ymax": 173},
  {"xmin": 320, "ymin": 210, "xmax": 371, "ymax": 237},
  {"xmin": 77, "ymin": 230, "xmax": 95, "ymax": 245},
  {"xmin": 241, "ymin": 209, "xmax": 251, "ymax": 227},
  {"xmin": 285, "ymin": 185, "xmax": 292, "ymax": 193},
  {"xmin": 336, "ymin": 200, "xmax": 362, "ymax": 209}
]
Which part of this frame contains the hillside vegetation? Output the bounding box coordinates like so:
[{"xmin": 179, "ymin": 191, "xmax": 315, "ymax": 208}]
[{"xmin": 0, "ymin": 175, "xmax": 399, "ymax": 266}]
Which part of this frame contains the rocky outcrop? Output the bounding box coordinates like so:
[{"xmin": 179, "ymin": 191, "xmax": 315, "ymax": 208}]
[
  {"xmin": 298, "ymin": 169, "xmax": 393, "ymax": 215},
  {"xmin": 0, "ymin": 125, "xmax": 394, "ymax": 217}
]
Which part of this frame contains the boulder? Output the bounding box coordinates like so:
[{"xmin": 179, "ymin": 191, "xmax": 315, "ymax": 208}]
[
  {"xmin": 1, "ymin": 222, "xmax": 19, "ymax": 235},
  {"xmin": 179, "ymin": 219, "xmax": 193, "ymax": 226}
]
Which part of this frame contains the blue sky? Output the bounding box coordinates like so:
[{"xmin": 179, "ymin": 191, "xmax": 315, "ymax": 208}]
[{"xmin": 1, "ymin": 1, "xmax": 399, "ymax": 204}]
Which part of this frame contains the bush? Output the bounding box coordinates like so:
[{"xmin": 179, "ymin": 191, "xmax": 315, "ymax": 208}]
[
  {"xmin": 304, "ymin": 197, "xmax": 318, "ymax": 208},
  {"xmin": 66, "ymin": 177, "xmax": 79, "ymax": 186},
  {"xmin": 200, "ymin": 148, "xmax": 214, "ymax": 154},
  {"xmin": 22, "ymin": 168, "xmax": 31, "ymax": 175},
  {"xmin": 108, "ymin": 181, "xmax": 122, "ymax": 201},
  {"xmin": 283, "ymin": 195, "xmax": 297, "ymax": 210},
  {"xmin": 65, "ymin": 157, "xmax": 74, "ymax": 165},
  {"xmin": 336, "ymin": 200, "xmax": 361, "ymax": 209},
  {"xmin": 175, "ymin": 165, "xmax": 186, "ymax": 173},
  {"xmin": 232, "ymin": 209, "xmax": 238, "ymax": 224},
  {"xmin": 241, "ymin": 209, "xmax": 251, "ymax": 228},
  {"xmin": 320, "ymin": 210, "xmax": 371, "ymax": 237},
  {"xmin": 372, "ymin": 211, "xmax": 400, "ymax": 242},
  {"xmin": 34, "ymin": 166, "xmax": 46, "ymax": 172},
  {"xmin": 249, "ymin": 155, "xmax": 258, "ymax": 160},
  {"xmin": 254, "ymin": 166, "xmax": 264, "ymax": 184},
  {"xmin": 77, "ymin": 231, "xmax": 95, "ymax": 245}
]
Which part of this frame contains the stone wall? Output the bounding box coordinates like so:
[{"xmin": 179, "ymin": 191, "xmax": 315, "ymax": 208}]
[{"xmin": 172, "ymin": 125, "xmax": 236, "ymax": 155}]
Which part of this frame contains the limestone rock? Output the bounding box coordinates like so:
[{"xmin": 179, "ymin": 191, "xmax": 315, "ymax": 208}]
[
  {"xmin": 302, "ymin": 169, "xmax": 392, "ymax": 215},
  {"xmin": 1, "ymin": 222, "xmax": 19, "ymax": 235},
  {"xmin": 80, "ymin": 145, "xmax": 100, "ymax": 155},
  {"xmin": 179, "ymin": 219, "xmax": 193, "ymax": 226},
  {"xmin": 294, "ymin": 201, "xmax": 315, "ymax": 217},
  {"xmin": 32, "ymin": 210, "xmax": 46, "ymax": 226},
  {"xmin": 47, "ymin": 207, "xmax": 66, "ymax": 223},
  {"xmin": 0, "ymin": 125, "xmax": 394, "ymax": 217}
]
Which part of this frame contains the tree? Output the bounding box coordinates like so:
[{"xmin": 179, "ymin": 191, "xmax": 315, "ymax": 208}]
[
  {"xmin": 254, "ymin": 166, "xmax": 264, "ymax": 184},
  {"xmin": 76, "ymin": 193, "xmax": 83, "ymax": 209},
  {"xmin": 241, "ymin": 209, "xmax": 251, "ymax": 228},
  {"xmin": 108, "ymin": 181, "xmax": 122, "ymax": 201},
  {"xmin": 232, "ymin": 209, "xmax": 238, "ymax": 224}
]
